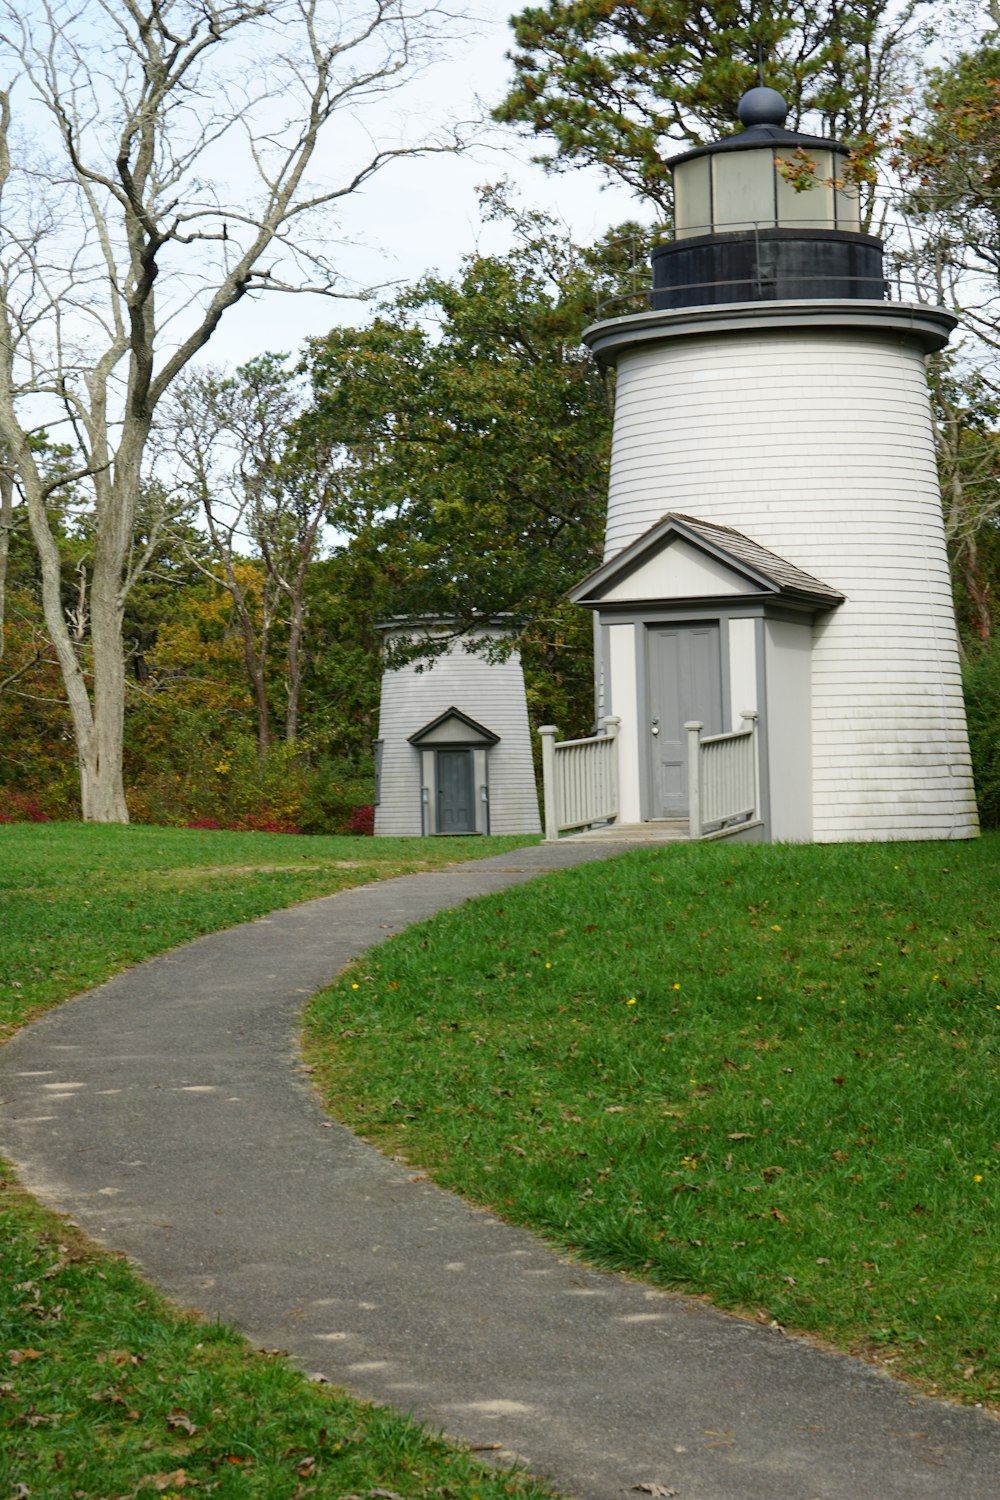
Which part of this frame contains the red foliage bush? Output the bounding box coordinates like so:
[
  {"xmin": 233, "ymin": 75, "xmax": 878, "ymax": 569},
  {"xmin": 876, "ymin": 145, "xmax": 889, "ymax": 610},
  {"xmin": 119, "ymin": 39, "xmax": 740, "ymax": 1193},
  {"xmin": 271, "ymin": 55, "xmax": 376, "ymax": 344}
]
[
  {"xmin": 185, "ymin": 812, "xmax": 301, "ymax": 834},
  {"xmin": 341, "ymin": 803, "xmax": 375, "ymax": 836},
  {"xmin": 0, "ymin": 791, "xmax": 53, "ymax": 824},
  {"xmin": 232, "ymin": 812, "xmax": 302, "ymax": 834}
]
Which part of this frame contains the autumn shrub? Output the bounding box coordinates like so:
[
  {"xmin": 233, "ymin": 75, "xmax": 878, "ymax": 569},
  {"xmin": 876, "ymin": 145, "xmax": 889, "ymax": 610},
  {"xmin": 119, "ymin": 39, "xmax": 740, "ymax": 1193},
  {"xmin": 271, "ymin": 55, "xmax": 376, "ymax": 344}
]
[
  {"xmin": 341, "ymin": 803, "xmax": 375, "ymax": 836},
  {"xmin": 229, "ymin": 809, "xmax": 302, "ymax": 834},
  {"xmin": 0, "ymin": 790, "xmax": 52, "ymax": 823},
  {"xmin": 0, "ymin": 782, "xmax": 79, "ymax": 823},
  {"xmin": 297, "ymin": 754, "xmax": 374, "ymax": 834},
  {"xmin": 127, "ymin": 734, "xmax": 308, "ymax": 830},
  {"xmin": 963, "ymin": 640, "xmax": 1000, "ymax": 828}
]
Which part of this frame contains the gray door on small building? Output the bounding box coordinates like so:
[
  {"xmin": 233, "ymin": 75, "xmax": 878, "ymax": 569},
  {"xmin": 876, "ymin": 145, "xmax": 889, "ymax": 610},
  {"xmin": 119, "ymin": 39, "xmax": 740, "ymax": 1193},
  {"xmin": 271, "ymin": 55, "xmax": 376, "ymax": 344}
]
[
  {"xmin": 437, "ymin": 748, "xmax": 476, "ymax": 833},
  {"xmin": 647, "ymin": 624, "xmax": 723, "ymax": 817}
]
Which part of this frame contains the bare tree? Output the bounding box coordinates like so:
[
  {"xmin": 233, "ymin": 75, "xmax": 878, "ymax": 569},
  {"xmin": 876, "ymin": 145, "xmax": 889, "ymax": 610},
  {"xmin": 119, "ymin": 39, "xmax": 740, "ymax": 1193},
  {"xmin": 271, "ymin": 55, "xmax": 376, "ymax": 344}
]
[
  {"xmin": 0, "ymin": 0, "xmax": 457, "ymax": 820},
  {"xmin": 163, "ymin": 354, "xmax": 335, "ymax": 751}
]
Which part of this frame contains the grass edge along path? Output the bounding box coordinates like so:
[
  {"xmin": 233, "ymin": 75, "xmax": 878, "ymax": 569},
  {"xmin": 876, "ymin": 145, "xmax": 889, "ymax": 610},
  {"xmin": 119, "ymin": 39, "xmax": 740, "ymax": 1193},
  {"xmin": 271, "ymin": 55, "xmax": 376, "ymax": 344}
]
[
  {"xmin": 1, "ymin": 1174, "xmax": 557, "ymax": 1499},
  {"xmin": 1, "ymin": 822, "xmax": 558, "ymax": 1500},
  {"xmin": 0, "ymin": 822, "xmax": 538, "ymax": 1039},
  {"xmin": 303, "ymin": 835, "xmax": 1000, "ymax": 1415}
]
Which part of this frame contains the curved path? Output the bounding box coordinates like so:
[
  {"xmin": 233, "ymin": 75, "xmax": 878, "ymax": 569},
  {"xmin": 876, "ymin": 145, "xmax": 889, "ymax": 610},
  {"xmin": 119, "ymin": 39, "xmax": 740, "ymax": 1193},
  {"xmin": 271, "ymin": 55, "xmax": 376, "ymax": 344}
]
[{"xmin": 1, "ymin": 841, "xmax": 997, "ymax": 1500}]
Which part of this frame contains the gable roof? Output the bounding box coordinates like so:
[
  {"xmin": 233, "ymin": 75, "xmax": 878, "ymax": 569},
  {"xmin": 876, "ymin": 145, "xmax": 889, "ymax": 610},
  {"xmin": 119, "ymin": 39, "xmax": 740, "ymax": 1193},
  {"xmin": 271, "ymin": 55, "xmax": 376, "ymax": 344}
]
[
  {"xmin": 408, "ymin": 706, "xmax": 500, "ymax": 747},
  {"xmin": 570, "ymin": 512, "xmax": 845, "ymax": 610}
]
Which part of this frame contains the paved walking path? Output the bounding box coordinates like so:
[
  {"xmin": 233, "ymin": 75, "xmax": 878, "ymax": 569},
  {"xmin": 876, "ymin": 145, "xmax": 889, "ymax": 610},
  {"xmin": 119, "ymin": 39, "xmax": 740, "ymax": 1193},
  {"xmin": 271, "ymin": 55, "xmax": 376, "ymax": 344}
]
[{"xmin": 1, "ymin": 840, "xmax": 997, "ymax": 1500}]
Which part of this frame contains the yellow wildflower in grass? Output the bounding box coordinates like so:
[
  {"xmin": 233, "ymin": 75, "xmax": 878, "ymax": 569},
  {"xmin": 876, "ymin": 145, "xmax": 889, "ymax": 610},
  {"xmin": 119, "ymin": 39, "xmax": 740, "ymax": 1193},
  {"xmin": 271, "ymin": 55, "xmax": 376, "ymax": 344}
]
[{"xmin": 626, "ymin": 997, "xmax": 637, "ymax": 1006}]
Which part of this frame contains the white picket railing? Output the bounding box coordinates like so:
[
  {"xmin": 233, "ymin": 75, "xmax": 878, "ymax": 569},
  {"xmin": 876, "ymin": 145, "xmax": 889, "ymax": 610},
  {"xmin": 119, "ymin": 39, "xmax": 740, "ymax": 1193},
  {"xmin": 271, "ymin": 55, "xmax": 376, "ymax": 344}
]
[
  {"xmin": 539, "ymin": 711, "xmax": 759, "ymax": 841},
  {"xmin": 538, "ymin": 717, "xmax": 620, "ymax": 840},
  {"xmin": 686, "ymin": 712, "xmax": 758, "ymax": 838}
]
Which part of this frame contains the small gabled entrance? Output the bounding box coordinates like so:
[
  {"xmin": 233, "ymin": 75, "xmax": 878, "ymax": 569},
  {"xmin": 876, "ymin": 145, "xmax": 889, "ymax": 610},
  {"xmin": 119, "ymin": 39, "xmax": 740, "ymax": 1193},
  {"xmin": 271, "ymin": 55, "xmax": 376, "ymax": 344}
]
[
  {"xmin": 408, "ymin": 706, "xmax": 500, "ymax": 835},
  {"xmin": 566, "ymin": 512, "xmax": 846, "ymax": 841}
]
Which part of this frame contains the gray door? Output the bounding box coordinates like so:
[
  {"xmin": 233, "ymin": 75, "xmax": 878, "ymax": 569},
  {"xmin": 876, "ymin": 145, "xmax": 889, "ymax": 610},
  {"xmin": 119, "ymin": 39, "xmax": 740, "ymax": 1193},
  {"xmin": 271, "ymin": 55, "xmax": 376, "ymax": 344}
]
[
  {"xmin": 648, "ymin": 625, "xmax": 723, "ymax": 817},
  {"xmin": 437, "ymin": 749, "xmax": 475, "ymax": 833}
]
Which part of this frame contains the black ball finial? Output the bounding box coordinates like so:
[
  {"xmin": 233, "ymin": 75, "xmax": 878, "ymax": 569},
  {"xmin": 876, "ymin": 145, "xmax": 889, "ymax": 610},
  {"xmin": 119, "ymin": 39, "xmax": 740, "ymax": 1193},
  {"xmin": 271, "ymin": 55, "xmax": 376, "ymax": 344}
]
[{"xmin": 737, "ymin": 86, "xmax": 788, "ymax": 129}]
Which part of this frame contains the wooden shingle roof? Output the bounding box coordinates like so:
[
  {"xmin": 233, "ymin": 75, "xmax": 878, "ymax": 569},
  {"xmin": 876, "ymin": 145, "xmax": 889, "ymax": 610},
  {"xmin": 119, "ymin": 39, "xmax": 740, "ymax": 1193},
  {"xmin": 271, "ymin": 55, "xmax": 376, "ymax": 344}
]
[{"xmin": 570, "ymin": 512, "xmax": 845, "ymax": 609}]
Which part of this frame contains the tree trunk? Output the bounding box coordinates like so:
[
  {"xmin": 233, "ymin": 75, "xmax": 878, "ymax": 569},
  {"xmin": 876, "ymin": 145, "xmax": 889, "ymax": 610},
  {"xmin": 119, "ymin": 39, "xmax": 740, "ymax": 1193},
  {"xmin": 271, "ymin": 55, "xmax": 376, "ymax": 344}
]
[
  {"xmin": 285, "ymin": 579, "xmax": 306, "ymax": 744},
  {"xmin": 83, "ymin": 563, "xmax": 130, "ymax": 822},
  {"xmin": 0, "ymin": 460, "xmax": 12, "ymax": 656},
  {"xmin": 234, "ymin": 598, "xmax": 271, "ymax": 756}
]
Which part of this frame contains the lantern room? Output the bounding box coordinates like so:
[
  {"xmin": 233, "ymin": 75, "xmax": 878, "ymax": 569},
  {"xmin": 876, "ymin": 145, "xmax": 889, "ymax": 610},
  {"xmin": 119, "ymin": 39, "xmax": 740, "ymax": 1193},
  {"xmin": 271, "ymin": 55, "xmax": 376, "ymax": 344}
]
[{"xmin": 653, "ymin": 86, "xmax": 883, "ymax": 308}]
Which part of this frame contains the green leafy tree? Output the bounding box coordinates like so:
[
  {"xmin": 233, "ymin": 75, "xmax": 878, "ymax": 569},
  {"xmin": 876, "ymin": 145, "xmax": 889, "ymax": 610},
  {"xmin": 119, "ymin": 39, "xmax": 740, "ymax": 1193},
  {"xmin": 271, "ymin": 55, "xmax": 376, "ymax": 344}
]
[
  {"xmin": 299, "ymin": 194, "xmax": 650, "ymax": 735},
  {"xmin": 890, "ymin": 32, "xmax": 1000, "ymax": 648},
  {"xmin": 927, "ymin": 362, "xmax": 1000, "ymax": 648},
  {"xmin": 895, "ymin": 36, "xmax": 1000, "ymax": 346},
  {"xmin": 495, "ymin": 0, "xmax": 927, "ymax": 211}
]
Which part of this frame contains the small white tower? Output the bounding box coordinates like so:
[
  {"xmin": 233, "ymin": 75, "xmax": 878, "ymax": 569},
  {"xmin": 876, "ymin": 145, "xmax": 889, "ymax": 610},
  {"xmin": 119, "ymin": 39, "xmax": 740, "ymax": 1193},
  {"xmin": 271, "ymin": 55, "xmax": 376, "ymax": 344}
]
[
  {"xmin": 575, "ymin": 88, "xmax": 978, "ymax": 842},
  {"xmin": 374, "ymin": 620, "xmax": 541, "ymax": 838}
]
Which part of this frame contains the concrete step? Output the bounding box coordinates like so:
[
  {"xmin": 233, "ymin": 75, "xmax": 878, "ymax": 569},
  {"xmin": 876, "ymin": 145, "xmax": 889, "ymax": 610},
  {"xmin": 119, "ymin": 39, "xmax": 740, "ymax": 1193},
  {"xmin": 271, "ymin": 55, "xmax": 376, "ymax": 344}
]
[{"xmin": 561, "ymin": 820, "xmax": 690, "ymax": 842}]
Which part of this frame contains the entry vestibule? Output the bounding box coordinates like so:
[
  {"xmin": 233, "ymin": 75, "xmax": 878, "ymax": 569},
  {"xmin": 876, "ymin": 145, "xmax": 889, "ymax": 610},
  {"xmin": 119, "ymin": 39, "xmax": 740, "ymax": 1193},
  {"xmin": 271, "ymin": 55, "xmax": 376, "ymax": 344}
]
[
  {"xmin": 571, "ymin": 513, "xmax": 844, "ymax": 841},
  {"xmin": 408, "ymin": 707, "xmax": 499, "ymax": 836}
]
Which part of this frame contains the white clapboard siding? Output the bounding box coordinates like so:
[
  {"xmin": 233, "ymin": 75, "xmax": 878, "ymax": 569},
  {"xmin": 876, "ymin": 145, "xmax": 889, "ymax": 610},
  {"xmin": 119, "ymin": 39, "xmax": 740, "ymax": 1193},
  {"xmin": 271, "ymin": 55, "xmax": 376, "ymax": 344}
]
[
  {"xmin": 374, "ymin": 627, "xmax": 541, "ymax": 838},
  {"xmin": 604, "ymin": 323, "xmax": 978, "ymax": 842}
]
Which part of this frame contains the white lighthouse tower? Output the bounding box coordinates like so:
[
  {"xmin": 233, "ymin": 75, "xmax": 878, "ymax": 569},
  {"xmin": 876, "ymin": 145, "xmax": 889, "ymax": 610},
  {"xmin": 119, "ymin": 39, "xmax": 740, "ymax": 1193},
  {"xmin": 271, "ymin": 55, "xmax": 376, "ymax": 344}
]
[{"xmin": 572, "ymin": 87, "xmax": 978, "ymax": 843}]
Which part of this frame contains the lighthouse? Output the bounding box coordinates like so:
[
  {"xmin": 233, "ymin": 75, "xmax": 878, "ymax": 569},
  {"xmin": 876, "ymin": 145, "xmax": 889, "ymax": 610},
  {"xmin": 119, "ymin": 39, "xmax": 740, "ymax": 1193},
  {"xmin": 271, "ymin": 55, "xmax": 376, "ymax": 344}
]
[{"xmin": 570, "ymin": 87, "xmax": 979, "ymax": 843}]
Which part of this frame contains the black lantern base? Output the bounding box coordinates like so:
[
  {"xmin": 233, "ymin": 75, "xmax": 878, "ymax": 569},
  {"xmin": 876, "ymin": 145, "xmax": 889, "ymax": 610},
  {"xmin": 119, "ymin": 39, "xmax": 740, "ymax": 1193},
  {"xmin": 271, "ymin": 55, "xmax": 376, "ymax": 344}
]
[{"xmin": 651, "ymin": 229, "xmax": 885, "ymax": 309}]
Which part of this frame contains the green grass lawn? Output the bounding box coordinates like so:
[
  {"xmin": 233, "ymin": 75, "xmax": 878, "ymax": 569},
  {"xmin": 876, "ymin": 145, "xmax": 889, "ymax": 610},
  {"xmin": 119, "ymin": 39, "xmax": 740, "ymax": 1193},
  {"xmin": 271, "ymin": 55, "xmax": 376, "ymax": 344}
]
[
  {"xmin": 304, "ymin": 835, "xmax": 1000, "ymax": 1410},
  {"xmin": 1, "ymin": 822, "xmax": 554, "ymax": 1500}
]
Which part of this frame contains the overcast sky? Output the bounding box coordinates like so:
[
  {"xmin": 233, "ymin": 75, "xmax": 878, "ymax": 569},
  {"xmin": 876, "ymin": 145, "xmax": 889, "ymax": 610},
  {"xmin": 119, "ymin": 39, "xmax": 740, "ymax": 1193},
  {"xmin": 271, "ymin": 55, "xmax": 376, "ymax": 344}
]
[{"xmin": 206, "ymin": 0, "xmax": 655, "ymax": 367}]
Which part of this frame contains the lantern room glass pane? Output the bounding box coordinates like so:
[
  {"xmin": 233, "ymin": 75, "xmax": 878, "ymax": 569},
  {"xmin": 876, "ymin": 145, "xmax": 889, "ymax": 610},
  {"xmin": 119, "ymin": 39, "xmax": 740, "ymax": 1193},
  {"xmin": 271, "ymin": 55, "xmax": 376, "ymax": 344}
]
[
  {"xmin": 711, "ymin": 149, "xmax": 778, "ymax": 231},
  {"xmin": 834, "ymin": 176, "xmax": 861, "ymax": 231},
  {"xmin": 673, "ymin": 156, "xmax": 712, "ymax": 238},
  {"xmin": 775, "ymin": 149, "xmax": 836, "ymax": 227}
]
